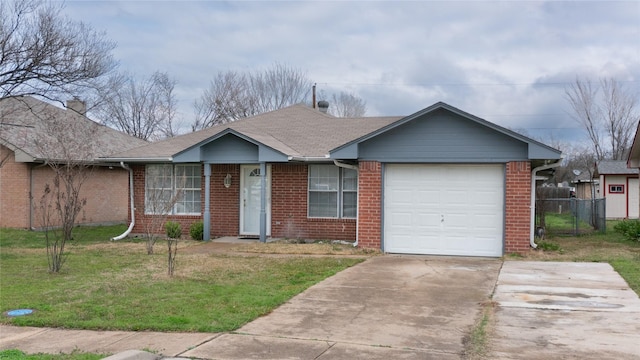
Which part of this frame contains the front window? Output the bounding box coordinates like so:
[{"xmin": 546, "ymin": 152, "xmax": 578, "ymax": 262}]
[
  {"xmin": 145, "ymin": 164, "xmax": 201, "ymax": 215},
  {"xmin": 308, "ymin": 165, "xmax": 357, "ymax": 218}
]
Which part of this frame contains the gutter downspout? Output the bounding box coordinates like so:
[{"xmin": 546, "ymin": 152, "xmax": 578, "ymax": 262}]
[
  {"xmin": 333, "ymin": 160, "xmax": 359, "ymax": 247},
  {"xmin": 530, "ymin": 161, "xmax": 562, "ymax": 248},
  {"xmin": 111, "ymin": 162, "xmax": 134, "ymax": 241}
]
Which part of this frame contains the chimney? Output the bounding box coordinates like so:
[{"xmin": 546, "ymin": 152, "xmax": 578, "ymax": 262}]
[
  {"xmin": 66, "ymin": 99, "xmax": 86, "ymax": 115},
  {"xmin": 317, "ymin": 100, "xmax": 329, "ymax": 114}
]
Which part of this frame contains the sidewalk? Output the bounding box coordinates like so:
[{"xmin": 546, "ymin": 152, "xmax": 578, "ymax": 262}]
[{"xmin": 0, "ymin": 326, "xmax": 217, "ymax": 357}]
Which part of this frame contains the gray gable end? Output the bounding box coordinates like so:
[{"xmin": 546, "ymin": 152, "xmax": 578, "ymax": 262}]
[
  {"xmin": 358, "ymin": 108, "xmax": 528, "ymax": 162},
  {"xmin": 172, "ymin": 130, "xmax": 289, "ymax": 164},
  {"xmin": 330, "ymin": 102, "xmax": 562, "ymax": 162}
]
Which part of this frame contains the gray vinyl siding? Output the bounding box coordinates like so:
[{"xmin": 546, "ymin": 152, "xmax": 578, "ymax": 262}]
[
  {"xmin": 173, "ymin": 133, "xmax": 289, "ymax": 163},
  {"xmin": 200, "ymin": 134, "xmax": 260, "ymax": 163},
  {"xmin": 358, "ymin": 109, "xmax": 528, "ymax": 163}
]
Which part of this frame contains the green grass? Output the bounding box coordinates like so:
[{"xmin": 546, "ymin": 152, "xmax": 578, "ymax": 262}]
[
  {"xmin": 0, "ymin": 350, "xmax": 105, "ymax": 360},
  {"xmin": 543, "ymin": 212, "xmax": 592, "ymax": 233},
  {"xmin": 0, "ymin": 225, "xmax": 129, "ymax": 248},
  {"xmin": 0, "ymin": 225, "xmax": 364, "ymax": 332}
]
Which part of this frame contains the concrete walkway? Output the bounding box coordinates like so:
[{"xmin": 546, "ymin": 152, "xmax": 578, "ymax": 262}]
[{"xmin": 2, "ymin": 258, "xmax": 639, "ymax": 359}]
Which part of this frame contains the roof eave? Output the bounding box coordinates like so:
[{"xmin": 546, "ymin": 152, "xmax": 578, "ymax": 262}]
[
  {"xmin": 99, "ymin": 157, "xmax": 174, "ymax": 163},
  {"xmin": 628, "ymin": 122, "xmax": 640, "ymax": 168},
  {"xmin": 287, "ymin": 156, "xmax": 331, "ymax": 162}
]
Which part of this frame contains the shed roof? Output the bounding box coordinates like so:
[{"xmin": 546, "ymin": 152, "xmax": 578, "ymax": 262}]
[
  {"xmin": 0, "ymin": 96, "xmax": 147, "ymax": 163},
  {"xmin": 596, "ymin": 160, "xmax": 639, "ymax": 175}
]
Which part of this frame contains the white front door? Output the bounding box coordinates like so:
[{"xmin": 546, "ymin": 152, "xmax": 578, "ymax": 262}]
[{"xmin": 240, "ymin": 165, "xmax": 271, "ymax": 236}]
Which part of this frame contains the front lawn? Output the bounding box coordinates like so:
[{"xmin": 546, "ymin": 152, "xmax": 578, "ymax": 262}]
[
  {"xmin": 0, "ymin": 349, "xmax": 104, "ymax": 360},
  {"xmin": 0, "ymin": 225, "xmax": 364, "ymax": 332}
]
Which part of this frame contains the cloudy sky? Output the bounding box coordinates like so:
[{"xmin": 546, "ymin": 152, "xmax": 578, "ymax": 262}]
[{"xmin": 62, "ymin": 1, "xmax": 639, "ymax": 145}]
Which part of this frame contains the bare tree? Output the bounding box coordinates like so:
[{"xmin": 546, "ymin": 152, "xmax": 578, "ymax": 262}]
[
  {"xmin": 327, "ymin": 91, "xmax": 367, "ymax": 117},
  {"xmin": 566, "ymin": 77, "xmax": 638, "ymax": 160},
  {"xmin": 192, "ymin": 63, "xmax": 312, "ymax": 130},
  {"xmin": 248, "ymin": 63, "xmax": 311, "ymax": 114},
  {"xmin": 601, "ymin": 78, "xmax": 637, "ymax": 160},
  {"xmin": 32, "ymin": 107, "xmax": 100, "ymax": 273},
  {"xmin": 192, "ymin": 71, "xmax": 250, "ymax": 130},
  {"xmin": 0, "ymin": 0, "xmax": 117, "ymax": 103},
  {"xmin": 94, "ymin": 71, "xmax": 178, "ymax": 141},
  {"xmin": 154, "ymin": 72, "xmax": 180, "ymax": 138},
  {"xmin": 164, "ymin": 221, "xmax": 181, "ymax": 276}
]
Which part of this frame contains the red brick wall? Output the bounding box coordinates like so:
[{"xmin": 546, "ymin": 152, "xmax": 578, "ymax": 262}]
[
  {"xmin": 271, "ymin": 163, "xmax": 356, "ymax": 240},
  {"xmin": 210, "ymin": 164, "xmax": 240, "ymax": 236},
  {"xmin": 356, "ymin": 161, "xmax": 382, "ymax": 249},
  {"xmin": 131, "ymin": 163, "xmax": 356, "ymax": 241},
  {"xmin": 31, "ymin": 165, "xmax": 129, "ymax": 228},
  {"xmin": 1, "ymin": 145, "xmax": 129, "ymax": 229},
  {"xmin": 0, "ymin": 145, "xmax": 30, "ymax": 228},
  {"xmin": 504, "ymin": 161, "xmax": 532, "ymax": 254},
  {"xmin": 128, "ymin": 161, "xmax": 532, "ymax": 254}
]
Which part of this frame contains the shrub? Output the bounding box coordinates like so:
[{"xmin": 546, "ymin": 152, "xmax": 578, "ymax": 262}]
[
  {"xmin": 614, "ymin": 219, "xmax": 640, "ymax": 242},
  {"xmin": 190, "ymin": 221, "xmax": 204, "ymax": 241},
  {"xmin": 165, "ymin": 221, "xmax": 182, "ymax": 239},
  {"xmin": 537, "ymin": 241, "xmax": 562, "ymax": 252}
]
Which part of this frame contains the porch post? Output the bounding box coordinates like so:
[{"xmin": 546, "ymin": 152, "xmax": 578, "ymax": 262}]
[
  {"xmin": 259, "ymin": 162, "xmax": 267, "ymax": 243},
  {"xmin": 203, "ymin": 163, "xmax": 211, "ymax": 241}
]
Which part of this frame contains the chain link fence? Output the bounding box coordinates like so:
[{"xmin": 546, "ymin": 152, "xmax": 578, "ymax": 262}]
[{"xmin": 536, "ymin": 198, "xmax": 606, "ymax": 236}]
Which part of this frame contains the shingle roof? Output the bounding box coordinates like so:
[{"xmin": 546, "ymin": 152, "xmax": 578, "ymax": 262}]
[
  {"xmin": 107, "ymin": 104, "xmax": 403, "ymax": 161},
  {"xmin": 0, "ymin": 96, "xmax": 148, "ymax": 162},
  {"xmin": 596, "ymin": 160, "xmax": 639, "ymax": 175}
]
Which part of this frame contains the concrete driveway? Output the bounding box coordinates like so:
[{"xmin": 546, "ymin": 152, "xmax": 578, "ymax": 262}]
[
  {"xmin": 183, "ymin": 255, "xmax": 501, "ymax": 360},
  {"xmin": 490, "ymin": 261, "xmax": 640, "ymax": 359},
  {"xmin": 4, "ymin": 257, "xmax": 637, "ymax": 359}
]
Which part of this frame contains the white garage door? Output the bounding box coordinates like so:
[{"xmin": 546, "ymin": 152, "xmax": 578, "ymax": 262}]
[{"xmin": 384, "ymin": 164, "xmax": 504, "ymax": 257}]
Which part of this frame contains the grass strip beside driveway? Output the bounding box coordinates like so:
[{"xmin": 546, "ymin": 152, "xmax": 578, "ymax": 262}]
[{"xmin": 0, "ymin": 226, "xmax": 364, "ymax": 332}]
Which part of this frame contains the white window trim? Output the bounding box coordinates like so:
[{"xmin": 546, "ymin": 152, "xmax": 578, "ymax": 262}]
[
  {"xmin": 308, "ymin": 165, "xmax": 357, "ymax": 219},
  {"xmin": 145, "ymin": 164, "xmax": 202, "ymax": 216},
  {"xmin": 609, "ymin": 184, "xmax": 625, "ymax": 194}
]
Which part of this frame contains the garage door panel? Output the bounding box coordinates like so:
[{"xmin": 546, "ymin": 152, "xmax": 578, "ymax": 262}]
[{"xmin": 384, "ymin": 164, "xmax": 504, "ymax": 257}]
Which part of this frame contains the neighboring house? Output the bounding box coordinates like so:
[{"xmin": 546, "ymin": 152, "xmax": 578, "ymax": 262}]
[
  {"xmin": 103, "ymin": 102, "xmax": 562, "ymax": 257},
  {"xmin": 571, "ymin": 169, "xmax": 599, "ymax": 199},
  {"xmin": 595, "ymin": 160, "xmax": 639, "ymax": 219},
  {"xmin": 0, "ymin": 96, "xmax": 147, "ymax": 229},
  {"xmin": 626, "ymin": 122, "xmax": 640, "ymax": 219}
]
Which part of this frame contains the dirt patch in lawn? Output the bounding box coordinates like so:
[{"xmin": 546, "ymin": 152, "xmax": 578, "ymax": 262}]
[{"xmin": 179, "ymin": 239, "xmax": 381, "ymax": 257}]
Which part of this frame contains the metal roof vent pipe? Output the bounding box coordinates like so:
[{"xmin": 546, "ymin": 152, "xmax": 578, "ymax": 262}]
[{"xmin": 317, "ymin": 100, "xmax": 329, "ymax": 114}]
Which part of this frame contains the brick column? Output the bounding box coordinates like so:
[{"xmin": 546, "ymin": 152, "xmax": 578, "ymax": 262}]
[
  {"xmin": 357, "ymin": 161, "xmax": 382, "ymax": 249},
  {"xmin": 505, "ymin": 161, "xmax": 531, "ymax": 254}
]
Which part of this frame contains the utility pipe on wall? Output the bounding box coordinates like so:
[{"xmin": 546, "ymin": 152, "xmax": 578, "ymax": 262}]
[
  {"xmin": 530, "ymin": 161, "xmax": 562, "ymax": 248},
  {"xmin": 111, "ymin": 162, "xmax": 135, "ymax": 241}
]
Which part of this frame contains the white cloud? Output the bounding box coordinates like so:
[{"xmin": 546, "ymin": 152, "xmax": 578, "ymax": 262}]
[{"xmin": 63, "ymin": 0, "xmax": 639, "ymax": 145}]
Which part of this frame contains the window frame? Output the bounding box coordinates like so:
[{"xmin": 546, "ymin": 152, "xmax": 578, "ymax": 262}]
[
  {"xmin": 609, "ymin": 184, "xmax": 625, "ymax": 194},
  {"xmin": 307, "ymin": 164, "xmax": 358, "ymax": 219},
  {"xmin": 145, "ymin": 164, "xmax": 202, "ymax": 215}
]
